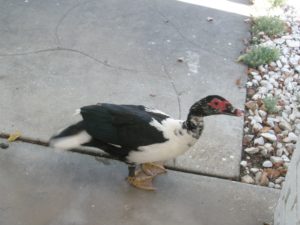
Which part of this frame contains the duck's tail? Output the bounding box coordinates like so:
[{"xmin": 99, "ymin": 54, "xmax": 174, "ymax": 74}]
[{"xmin": 49, "ymin": 121, "xmax": 92, "ymax": 150}]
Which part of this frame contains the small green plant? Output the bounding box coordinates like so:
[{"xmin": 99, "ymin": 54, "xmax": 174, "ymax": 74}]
[
  {"xmin": 263, "ymin": 96, "xmax": 279, "ymax": 113},
  {"xmin": 238, "ymin": 46, "xmax": 279, "ymax": 68},
  {"xmin": 252, "ymin": 16, "xmax": 285, "ymax": 37},
  {"xmin": 268, "ymin": 0, "xmax": 286, "ymax": 8}
]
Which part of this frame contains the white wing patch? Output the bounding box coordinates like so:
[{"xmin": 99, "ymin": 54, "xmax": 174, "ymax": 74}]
[
  {"xmin": 127, "ymin": 118, "xmax": 198, "ymax": 164},
  {"xmin": 145, "ymin": 107, "xmax": 170, "ymax": 117}
]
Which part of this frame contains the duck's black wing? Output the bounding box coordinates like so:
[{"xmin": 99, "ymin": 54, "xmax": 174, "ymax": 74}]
[{"xmin": 80, "ymin": 103, "xmax": 169, "ymax": 150}]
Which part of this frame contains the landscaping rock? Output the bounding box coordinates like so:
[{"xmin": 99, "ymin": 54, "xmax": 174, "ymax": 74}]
[
  {"xmin": 262, "ymin": 160, "xmax": 273, "ymax": 168},
  {"xmin": 241, "ymin": 175, "xmax": 255, "ymax": 184}
]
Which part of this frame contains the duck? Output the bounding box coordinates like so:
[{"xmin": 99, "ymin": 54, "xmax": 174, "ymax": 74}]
[{"xmin": 50, "ymin": 95, "xmax": 243, "ymax": 190}]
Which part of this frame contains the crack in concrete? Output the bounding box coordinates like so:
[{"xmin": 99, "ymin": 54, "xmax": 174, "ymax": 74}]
[
  {"xmin": 0, "ymin": 47, "xmax": 137, "ymax": 72},
  {"xmin": 55, "ymin": 0, "xmax": 96, "ymax": 46},
  {"xmin": 162, "ymin": 64, "xmax": 182, "ymax": 119}
]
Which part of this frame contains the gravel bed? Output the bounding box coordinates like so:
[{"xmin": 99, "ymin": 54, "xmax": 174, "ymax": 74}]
[{"xmin": 240, "ymin": 4, "xmax": 300, "ymax": 189}]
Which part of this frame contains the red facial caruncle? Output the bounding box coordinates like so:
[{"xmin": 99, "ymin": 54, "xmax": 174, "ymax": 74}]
[{"xmin": 207, "ymin": 98, "xmax": 230, "ymax": 112}]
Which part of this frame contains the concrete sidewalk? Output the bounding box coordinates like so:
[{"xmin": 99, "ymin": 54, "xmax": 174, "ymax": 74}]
[
  {"xmin": 0, "ymin": 140, "xmax": 279, "ymax": 225},
  {"xmin": 0, "ymin": 0, "xmax": 249, "ymax": 178}
]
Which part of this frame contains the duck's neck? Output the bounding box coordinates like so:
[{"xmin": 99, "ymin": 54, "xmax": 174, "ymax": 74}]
[{"xmin": 183, "ymin": 114, "xmax": 204, "ymax": 139}]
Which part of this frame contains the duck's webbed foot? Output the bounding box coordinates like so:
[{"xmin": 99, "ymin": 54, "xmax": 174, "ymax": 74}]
[
  {"xmin": 127, "ymin": 165, "xmax": 156, "ymax": 191},
  {"xmin": 141, "ymin": 162, "xmax": 167, "ymax": 177}
]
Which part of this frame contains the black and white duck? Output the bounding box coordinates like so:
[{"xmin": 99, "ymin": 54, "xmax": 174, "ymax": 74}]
[{"xmin": 50, "ymin": 95, "xmax": 243, "ymax": 190}]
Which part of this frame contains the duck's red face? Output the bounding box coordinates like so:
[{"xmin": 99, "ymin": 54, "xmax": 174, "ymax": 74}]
[{"xmin": 207, "ymin": 97, "xmax": 244, "ymax": 116}]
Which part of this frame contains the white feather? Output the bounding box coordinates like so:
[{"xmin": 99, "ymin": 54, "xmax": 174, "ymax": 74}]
[
  {"xmin": 73, "ymin": 109, "xmax": 81, "ymax": 116},
  {"xmin": 50, "ymin": 131, "xmax": 91, "ymax": 150},
  {"xmin": 145, "ymin": 107, "xmax": 170, "ymax": 117},
  {"xmin": 127, "ymin": 118, "xmax": 198, "ymax": 164}
]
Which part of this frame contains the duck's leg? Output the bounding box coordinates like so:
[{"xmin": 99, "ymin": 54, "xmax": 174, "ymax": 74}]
[
  {"xmin": 127, "ymin": 165, "xmax": 156, "ymax": 191},
  {"xmin": 141, "ymin": 162, "xmax": 167, "ymax": 177}
]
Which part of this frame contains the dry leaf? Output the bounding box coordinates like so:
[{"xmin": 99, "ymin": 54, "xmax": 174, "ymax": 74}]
[
  {"xmin": 274, "ymin": 125, "xmax": 282, "ymax": 134},
  {"xmin": 8, "ymin": 131, "xmax": 21, "ymax": 142},
  {"xmin": 259, "ymin": 172, "xmax": 269, "ymax": 186},
  {"xmin": 273, "ymin": 162, "xmax": 284, "ymax": 168},
  {"xmin": 235, "ymin": 78, "xmax": 242, "ymax": 88},
  {"xmin": 247, "ymin": 88, "xmax": 256, "ymax": 97},
  {"xmin": 245, "ymin": 101, "xmax": 257, "ymax": 111},
  {"xmin": 264, "ymin": 169, "xmax": 281, "ymax": 179},
  {"xmin": 260, "ymin": 126, "xmax": 271, "ymax": 133}
]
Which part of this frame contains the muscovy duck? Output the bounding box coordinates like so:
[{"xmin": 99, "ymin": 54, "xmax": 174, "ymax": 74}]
[{"xmin": 50, "ymin": 95, "xmax": 243, "ymax": 190}]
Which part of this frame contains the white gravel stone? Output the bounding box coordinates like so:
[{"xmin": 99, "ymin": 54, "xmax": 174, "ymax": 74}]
[
  {"xmin": 250, "ymin": 71, "xmax": 259, "ymax": 76},
  {"xmin": 285, "ymin": 143, "xmax": 295, "ymax": 152},
  {"xmin": 280, "ymin": 56, "xmax": 288, "ymax": 64},
  {"xmin": 252, "ymin": 79, "xmax": 259, "ymax": 86},
  {"xmin": 274, "ymin": 38, "xmax": 285, "ymax": 45},
  {"xmin": 276, "ymin": 60, "xmax": 283, "ymax": 68},
  {"xmin": 274, "ymin": 184, "xmax": 281, "ymax": 189},
  {"xmin": 246, "ymin": 81, "xmax": 253, "ymax": 87},
  {"xmin": 250, "ymin": 168, "xmax": 259, "ymax": 173},
  {"xmin": 253, "ymin": 123, "xmax": 263, "ymax": 132},
  {"xmin": 264, "ymin": 143, "xmax": 274, "ymax": 151},
  {"xmin": 244, "ymin": 147, "xmax": 259, "ymax": 154},
  {"xmin": 270, "ymin": 156, "xmax": 283, "ymax": 163},
  {"xmin": 254, "ymin": 137, "xmax": 265, "ymax": 145},
  {"xmin": 286, "ymin": 40, "xmax": 300, "ymax": 48},
  {"xmin": 240, "ymin": 160, "xmax": 247, "ymax": 167},
  {"xmin": 260, "ymin": 147, "xmax": 269, "ymax": 157},
  {"xmin": 270, "ymin": 62, "xmax": 277, "ymax": 68},
  {"xmin": 276, "ymin": 148, "xmax": 284, "ymax": 156},
  {"xmin": 288, "ymin": 132, "xmax": 298, "ymax": 142},
  {"xmin": 289, "ymin": 113, "xmax": 296, "ymax": 121},
  {"xmin": 258, "ymin": 86, "xmax": 268, "ymax": 94},
  {"xmin": 252, "ymin": 93, "xmax": 261, "ymax": 100},
  {"xmin": 282, "ymin": 46, "xmax": 290, "ymax": 55},
  {"xmin": 261, "ymin": 133, "xmax": 277, "ymax": 142},
  {"xmin": 253, "ymin": 75, "xmax": 262, "ymax": 81},
  {"xmin": 268, "ymin": 182, "xmax": 275, "ymax": 188},
  {"xmin": 279, "ymin": 120, "xmax": 293, "ymax": 131},
  {"xmin": 284, "ymin": 77, "xmax": 294, "ymax": 86},
  {"xmin": 281, "ymin": 155, "xmax": 290, "ymax": 162},
  {"xmin": 255, "ymin": 171, "xmax": 262, "ymax": 183},
  {"xmin": 258, "ymin": 110, "xmax": 267, "ymax": 118},
  {"xmin": 275, "ymin": 177, "xmax": 285, "ymax": 184},
  {"xmin": 241, "ymin": 175, "xmax": 255, "ymax": 184},
  {"xmin": 289, "ymin": 55, "xmax": 300, "ymax": 65},
  {"xmin": 266, "ymin": 118, "xmax": 276, "ymax": 127},
  {"xmin": 283, "ymin": 132, "xmax": 298, "ymax": 142},
  {"xmin": 253, "ymin": 115, "xmax": 262, "ymax": 123},
  {"xmin": 262, "ymin": 160, "xmax": 273, "ymax": 168}
]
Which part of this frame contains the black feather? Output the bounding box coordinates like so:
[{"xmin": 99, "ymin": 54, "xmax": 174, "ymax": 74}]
[
  {"xmin": 80, "ymin": 104, "xmax": 169, "ymax": 150},
  {"xmin": 51, "ymin": 121, "xmax": 84, "ymax": 139}
]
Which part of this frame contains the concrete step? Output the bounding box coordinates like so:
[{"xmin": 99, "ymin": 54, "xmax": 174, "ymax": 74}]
[{"xmin": 0, "ymin": 140, "xmax": 279, "ymax": 225}]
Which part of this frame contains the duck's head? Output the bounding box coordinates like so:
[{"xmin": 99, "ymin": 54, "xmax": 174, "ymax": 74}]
[{"xmin": 188, "ymin": 95, "xmax": 244, "ymax": 118}]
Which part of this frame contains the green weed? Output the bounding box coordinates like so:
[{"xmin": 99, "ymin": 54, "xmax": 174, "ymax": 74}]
[
  {"xmin": 238, "ymin": 46, "xmax": 280, "ymax": 68},
  {"xmin": 252, "ymin": 16, "xmax": 285, "ymax": 37},
  {"xmin": 263, "ymin": 96, "xmax": 279, "ymax": 113}
]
